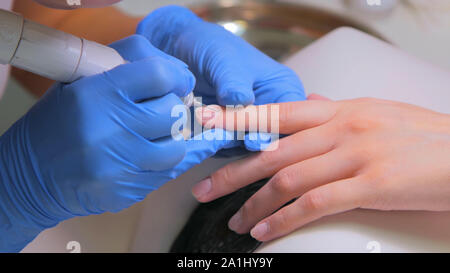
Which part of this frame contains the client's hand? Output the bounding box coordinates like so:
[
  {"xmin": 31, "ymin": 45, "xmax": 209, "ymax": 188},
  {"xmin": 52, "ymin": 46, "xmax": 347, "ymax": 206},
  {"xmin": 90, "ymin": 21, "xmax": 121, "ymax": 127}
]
[{"xmin": 192, "ymin": 97, "xmax": 450, "ymax": 241}]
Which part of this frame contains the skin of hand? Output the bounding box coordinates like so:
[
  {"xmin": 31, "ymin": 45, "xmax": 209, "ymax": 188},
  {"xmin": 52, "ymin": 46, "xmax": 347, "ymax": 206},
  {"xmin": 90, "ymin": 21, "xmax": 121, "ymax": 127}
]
[
  {"xmin": 12, "ymin": 0, "xmax": 141, "ymax": 96},
  {"xmin": 192, "ymin": 97, "xmax": 450, "ymax": 242}
]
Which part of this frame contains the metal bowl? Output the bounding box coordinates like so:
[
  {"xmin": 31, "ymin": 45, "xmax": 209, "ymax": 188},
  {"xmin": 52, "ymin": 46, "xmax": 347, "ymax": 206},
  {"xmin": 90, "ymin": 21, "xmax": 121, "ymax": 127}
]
[{"xmin": 192, "ymin": 0, "xmax": 385, "ymax": 61}]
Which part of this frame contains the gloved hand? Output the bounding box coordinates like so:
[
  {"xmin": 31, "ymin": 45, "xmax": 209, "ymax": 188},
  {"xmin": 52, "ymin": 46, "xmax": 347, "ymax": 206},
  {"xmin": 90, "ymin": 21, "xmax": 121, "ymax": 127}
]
[
  {"xmin": 0, "ymin": 35, "xmax": 236, "ymax": 252},
  {"xmin": 137, "ymin": 6, "xmax": 306, "ymax": 152}
]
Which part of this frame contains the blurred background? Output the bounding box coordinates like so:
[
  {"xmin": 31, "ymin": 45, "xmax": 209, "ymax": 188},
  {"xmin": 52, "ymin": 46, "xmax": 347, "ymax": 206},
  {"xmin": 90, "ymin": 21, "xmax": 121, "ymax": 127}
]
[{"xmin": 1, "ymin": 0, "xmax": 450, "ymax": 134}]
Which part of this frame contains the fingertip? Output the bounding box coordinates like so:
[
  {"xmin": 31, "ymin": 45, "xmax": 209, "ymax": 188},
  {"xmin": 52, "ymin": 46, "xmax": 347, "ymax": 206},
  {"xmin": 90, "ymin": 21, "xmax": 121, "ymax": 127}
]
[
  {"xmin": 250, "ymin": 222, "xmax": 270, "ymax": 241},
  {"xmin": 159, "ymin": 57, "xmax": 196, "ymax": 97},
  {"xmin": 191, "ymin": 177, "xmax": 212, "ymax": 202}
]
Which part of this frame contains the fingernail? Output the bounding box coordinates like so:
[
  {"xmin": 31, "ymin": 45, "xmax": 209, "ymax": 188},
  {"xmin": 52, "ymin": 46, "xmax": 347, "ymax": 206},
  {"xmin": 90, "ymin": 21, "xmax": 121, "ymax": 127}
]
[
  {"xmin": 192, "ymin": 177, "xmax": 211, "ymax": 200},
  {"xmin": 228, "ymin": 210, "xmax": 242, "ymax": 232},
  {"xmin": 195, "ymin": 106, "xmax": 217, "ymax": 122},
  {"xmin": 250, "ymin": 222, "xmax": 268, "ymax": 240},
  {"xmin": 203, "ymin": 107, "xmax": 216, "ymax": 121}
]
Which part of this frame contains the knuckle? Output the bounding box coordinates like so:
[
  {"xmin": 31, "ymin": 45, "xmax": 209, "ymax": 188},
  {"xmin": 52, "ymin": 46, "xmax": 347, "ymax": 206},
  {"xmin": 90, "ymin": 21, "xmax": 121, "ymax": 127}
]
[
  {"xmin": 255, "ymin": 151, "xmax": 280, "ymax": 173},
  {"xmin": 257, "ymin": 150, "xmax": 277, "ymax": 165},
  {"xmin": 345, "ymin": 141, "xmax": 375, "ymax": 163},
  {"xmin": 124, "ymin": 34, "xmax": 153, "ymax": 52},
  {"xmin": 212, "ymin": 165, "xmax": 235, "ymax": 189},
  {"xmin": 353, "ymin": 97, "xmax": 376, "ymax": 104},
  {"xmin": 301, "ymin": 190, "xmax": 326, "ymax": 211},
  {"xmin": 258, "ymin": 151, "xmax": 274, "ymax": 166},
  {"xmin": 364, "ymin": 167, "xmax": 389, "ymax": 189},
  {"xmin": 274, "ymin": 210, "xmax": 289, "ymax": 230},
  {"xmin": 341, "ymin": 114, "xmax": 377, "ymax": 134},
  {"xmin": 278, "ymin": 102, "xmax": 295, "ymax": 130},
  {"xmin": 240, "ymin": 199, "xmax": 255, "ymax": 218},
  {"xmin": 271, "ymin": 171, "xmax": 295, "ymax": 195},
  {"xmin": 338, "ymin": 98, "xmax": 384, "ymax": 133}
]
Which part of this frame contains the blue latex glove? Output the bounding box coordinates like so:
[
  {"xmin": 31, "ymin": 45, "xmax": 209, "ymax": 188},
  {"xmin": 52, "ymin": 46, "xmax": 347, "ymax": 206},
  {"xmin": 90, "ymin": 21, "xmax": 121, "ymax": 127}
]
[
  {"xmin": 137, "ymin": 6, "xmax": 306, "ymax": 152},
  {"xmin": 0, "ymin": 35, "xmax": 236, "ymax": 252}
]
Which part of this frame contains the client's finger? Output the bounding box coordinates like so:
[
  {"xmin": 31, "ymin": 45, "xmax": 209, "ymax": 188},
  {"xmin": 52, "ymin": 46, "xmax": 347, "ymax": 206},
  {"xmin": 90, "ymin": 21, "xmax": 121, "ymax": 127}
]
[
  {"xmin": 227, "ymin": 147, "xmax": 362, "ymax": 234},
  {"xmin": 191, "ymin": 124, "xmax": 336, "ymax": 203},
  {"xmin": 195, "ymin": 100, "xmax": 338, "ymax": 135},
  {"xmin": 249, "ymin": 177, "xmax": 366, "ymax": 242}
]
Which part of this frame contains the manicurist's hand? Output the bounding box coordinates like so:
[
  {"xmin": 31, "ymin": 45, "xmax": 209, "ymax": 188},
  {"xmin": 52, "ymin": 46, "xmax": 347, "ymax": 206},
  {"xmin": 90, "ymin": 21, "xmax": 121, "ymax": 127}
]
[
  {"xmin": 137, "ymin": 5, "xmax": 305, "ymax": 152},
  {"xmin": 0, "ymin": 35, "xmax": 234, "ymax": 252},
  {"xmin": 137, "ymin": 6, "xmax": 305, "ymax": 106},
  {"xmin": 192, "ymin": 98, "xmax": 450, "ymax": 241}
]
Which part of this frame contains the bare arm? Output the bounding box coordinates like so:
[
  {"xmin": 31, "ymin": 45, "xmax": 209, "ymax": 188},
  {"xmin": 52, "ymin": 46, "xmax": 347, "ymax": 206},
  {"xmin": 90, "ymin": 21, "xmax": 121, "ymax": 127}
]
[{"xmin": 12, "ymin": 0, "xmax": 141, "ymax": 96}]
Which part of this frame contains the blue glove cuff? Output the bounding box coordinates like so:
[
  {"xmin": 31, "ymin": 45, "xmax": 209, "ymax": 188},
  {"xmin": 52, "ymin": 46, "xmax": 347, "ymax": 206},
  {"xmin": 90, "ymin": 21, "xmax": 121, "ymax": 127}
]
[{"xmin": 0, "ymin": 116, "xmax": 67, "ymax": 252}]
